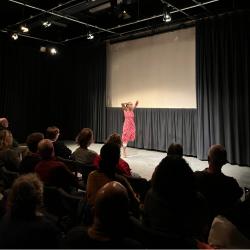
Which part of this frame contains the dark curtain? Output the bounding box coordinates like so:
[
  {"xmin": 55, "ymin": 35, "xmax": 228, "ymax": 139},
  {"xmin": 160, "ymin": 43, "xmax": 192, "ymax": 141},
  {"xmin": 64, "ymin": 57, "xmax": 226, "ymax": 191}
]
[
  {"xmin": 196, "ymin": 10, "xmax": 250, "ymax": 165},
  {"xmin": 0, "ymin": 40, "xmax": 106, "ymax": 143},
  {"xmin": 107, "ymin": 108, "xmax": 197, "ymax": 156}
]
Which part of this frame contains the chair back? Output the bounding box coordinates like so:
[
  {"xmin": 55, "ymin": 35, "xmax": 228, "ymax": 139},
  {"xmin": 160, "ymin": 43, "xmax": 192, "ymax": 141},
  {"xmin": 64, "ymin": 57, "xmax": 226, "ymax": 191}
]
[
  {"xmin": 0, "ymin": 166, "xmax": 19, "ymax": 188},
  {"xmin": 56, "ymin": 156, "xmax": 77, "ymax": 176},
  {"xmin": 120, "ymin": 174, "xmax": 150, "ymax": 202},
  {"xmin": 75, "ymin": 162, "xmax": 97, "ymax": 184},
  {"xmin": 130, "ymin": 216, "xmax": 198, "ymax": 249}
]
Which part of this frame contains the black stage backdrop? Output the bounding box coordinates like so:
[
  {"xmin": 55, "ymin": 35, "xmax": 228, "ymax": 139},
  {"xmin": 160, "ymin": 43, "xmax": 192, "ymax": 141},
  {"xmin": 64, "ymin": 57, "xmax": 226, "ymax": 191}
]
[
  {"xmin": 196, "ymin": 10, "xmax": 250, "ymax": 165},
  {"xmin": 0, "ymin": 40, "xmax": 106, "ymax": 143},
  {"xmin": 107, "ymin": 108, "xmax": 197, "ymax": 156}
]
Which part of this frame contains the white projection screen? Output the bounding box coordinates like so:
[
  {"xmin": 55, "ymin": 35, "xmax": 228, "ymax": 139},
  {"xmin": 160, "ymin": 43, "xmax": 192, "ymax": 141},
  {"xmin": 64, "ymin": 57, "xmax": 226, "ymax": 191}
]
[{"xmin": 106, "ymin": 27, "xmax": 196, "ymax": 108}]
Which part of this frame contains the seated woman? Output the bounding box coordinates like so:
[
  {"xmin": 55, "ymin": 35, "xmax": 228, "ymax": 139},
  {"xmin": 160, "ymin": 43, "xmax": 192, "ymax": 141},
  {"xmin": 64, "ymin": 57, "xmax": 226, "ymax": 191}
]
[
  {"xmin": 86, "ymin": 143, "xmax": 141, "ymax": 218},
  {"xmin": 19, "ymin": 132, "xmax": 44, "ymax": 174},
  {"xmin": 0, "ymin": 173, "xmax": 61, "ymax": 248},
  {"xmin": 46, "ymin": 126, "xmax": 72, "ymax": 159},
  {"xmin": 93, "ymin": 133, "xmax": 133, "ymax": 177},
  {"xmin": 143, "ymin": 156, "xmax": 209, "ymax": 239},
  {"xmin": 0, "ymin": 130, "xmax": 21, "ymax": 171},
  {"xmin": 72, "ymin": 128, "xmax": 98, "ymax": 165}
]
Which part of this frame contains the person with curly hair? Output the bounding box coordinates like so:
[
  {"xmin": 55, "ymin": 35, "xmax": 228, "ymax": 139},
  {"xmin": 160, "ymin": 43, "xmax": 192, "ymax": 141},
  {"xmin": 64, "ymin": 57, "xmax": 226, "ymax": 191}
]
[
  {"xmin": 0, "ymin": 130, "xmax": 21, "ymax": 171},
  {"xmin": 72, "ymin": 128, "xmax": 98, "ymax": 165},
  {"xmin": 0, "ymin": 173, "xmax": 61, "ymax": 248}
]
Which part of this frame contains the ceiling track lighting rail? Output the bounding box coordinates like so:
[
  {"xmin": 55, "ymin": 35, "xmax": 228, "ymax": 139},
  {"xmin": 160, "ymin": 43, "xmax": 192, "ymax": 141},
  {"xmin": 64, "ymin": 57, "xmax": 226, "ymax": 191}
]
[
  {"xmin": 162, "ymin": 1, "xmax": 192, "ymax": 19},
  {"xmin": 192, "ymin": 0, "xmax": 209, "ymax": 11},
  {"xmin": 63, "ymin": 0, "xmax": 218, "ymax": 42},
  {"xmin": 8, "ymin": 0, "xmax": 119, "ymax": 35}
]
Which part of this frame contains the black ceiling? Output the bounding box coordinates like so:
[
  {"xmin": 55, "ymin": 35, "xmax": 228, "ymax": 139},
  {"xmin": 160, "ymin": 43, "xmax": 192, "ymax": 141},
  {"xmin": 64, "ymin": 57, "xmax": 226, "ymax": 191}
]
[{"xmin": 0, "ymin": 0, "xmax": 248, "ymax": 47}]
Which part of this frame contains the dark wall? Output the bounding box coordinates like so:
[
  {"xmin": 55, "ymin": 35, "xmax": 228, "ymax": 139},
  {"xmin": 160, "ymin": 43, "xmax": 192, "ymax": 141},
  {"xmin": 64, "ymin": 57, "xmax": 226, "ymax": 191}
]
[{"xmin": 0, "ymin": 39, "xmax": 106, "ymax": 143}]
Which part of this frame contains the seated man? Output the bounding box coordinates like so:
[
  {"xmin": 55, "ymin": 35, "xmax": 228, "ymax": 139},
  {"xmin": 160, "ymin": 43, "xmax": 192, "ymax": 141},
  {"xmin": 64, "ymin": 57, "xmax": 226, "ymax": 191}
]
[
  {"xmin": 194, "ymin": 144, "xmax": 243, "ymax": 221},
  {"xmin": 0, "ymin": 118, "xmax": 28, "ymax": 159},
  {"xmin": 35, "ymin": 139, "xmax": 79, "ymax": 195},
  {"xmin": 61, "ymin": 181, "xmax": 142, "ymax": 249},
  {"xmin": 46, "ymin": 126, "xmax": 72, "ymax": 159},
  {"xmin": 19, "ymin": 132, "xmax": 44, "ymax": 174}
]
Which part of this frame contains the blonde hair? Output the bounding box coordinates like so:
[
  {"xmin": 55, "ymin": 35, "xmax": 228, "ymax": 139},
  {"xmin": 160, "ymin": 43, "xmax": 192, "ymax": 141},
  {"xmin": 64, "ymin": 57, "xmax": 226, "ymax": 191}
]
[
  {"xmin": 0, "ymin": 130, "xmax": 12, "ymax": 149},
  {"xmin": 76, "ymin": 128, "xmax": 94, "ymax": 148},
  {"xmin": 6, "ymin": 173, "xmax": 44, "ymax": 218},
  {"xmin": 105, "ymin": 133, "xmax": 122, "ymax": 148}
]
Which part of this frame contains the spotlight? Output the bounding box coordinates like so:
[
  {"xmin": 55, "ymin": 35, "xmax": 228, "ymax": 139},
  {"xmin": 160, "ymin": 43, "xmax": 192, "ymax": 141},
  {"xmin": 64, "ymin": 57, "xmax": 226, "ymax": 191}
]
[
  {"xmin": 51, "ymin": 48, "xmax": 57, "ymax": 55},
  {"xmin": 12, "ymin": 33, "xmax": 18, "ymax": 40},
  {"xmin": 21, "ymin": 25, "xmax": 29, "ymax": 32},
  {"xmin": 87, "ymin": 31, "xmax": 94, "ymax": 40},
  {"xmin": 163, "ymin": 5, "xmax": 172, "ymax": 22},
  {"xmin": 43, "ymin": 20, "xmax": 51, "ymax": 28}
]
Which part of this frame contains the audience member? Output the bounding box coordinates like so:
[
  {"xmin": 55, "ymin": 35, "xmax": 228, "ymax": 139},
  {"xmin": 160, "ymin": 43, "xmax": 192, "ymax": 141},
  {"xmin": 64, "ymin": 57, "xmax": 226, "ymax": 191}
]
[
  {"xmin": 0, "ymin": 118, "xmax": 28, "ymax": 159},
  {"xmin": 0, "ymin": 173, "xmax": 61, "ymax": 248},
  {"xmin": 0, "ymin": 130, "xmax": 21, "ymax": 171},
  {"xmin": 94, "ymin": 133, "xmax": 140, "ymax": 177},
  {"xmin": 46, "ymin": 126, "xmax": 72, "ymax": 159},
  {"xmin": 86, "ymin": 143, "xmax": 141, "ymax": 217},
  {"xmin": 19, "ymin": 132, "xmax": 44, "ymax": 174},
  {"xmin": 72, "ymin": 128, "xmax": 98, "ymax": 165},
  {"xmin": 144, "ymin": 156, "xmax": 209, "ymax": 238},
  {"xmin": 194, "ymin": 144, "xmax": 243, "ymax": 222},
  {"xmin": 35, "ymin": 139, "xmax": 79, "ymax": 195},
  {"xmin": 151, "ymin": 142, "xmax": 183, "ymax": 186},
  {"xmin": 61, "ymin": 181, "xmax": 143, "ymax": 249}
]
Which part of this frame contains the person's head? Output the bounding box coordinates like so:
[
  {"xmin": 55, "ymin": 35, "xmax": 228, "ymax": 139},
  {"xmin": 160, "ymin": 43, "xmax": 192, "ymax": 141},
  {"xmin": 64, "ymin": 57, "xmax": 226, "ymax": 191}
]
[
  {"xmin": 154, "ymin": 156, "xmax": 196, "ymax": 201},
  {"xmin": 6, "ymin": 173, "xmax": 44, "ymax": 219},
  {"xmin": 46, "ymin": 126, "xmax": 60, "ymax": 141},
  {"xmin": 0, "ymin": 130, "xmax": 13, "ymax": 149},
  {"xmin": 76, "ymin": 128, "xmax": 94, "ymax": 149},
  {"xmin": 91, "ymin": 181, "xmax": 130, "ymax": 236},
  {"xmin": 167, "ymin": 142, "xmax": 183, "ymax": 157},
  {"xmin": 105, "ymin": 133, "xmax": 122, "ymax": 148},
  {"xmin": 0, "ymin": 118, "xmax": 9, "ymax": 128},
  {"xmin": 38, "ymin": 139, "xmax": 54, "ymax": 159},
  {"xmin": 126, "ymin": 102, "xmax": 133, "ymax": 111},
  {"xmin": 208, "ymin": 144, "xmax": 228, "ymax": 169},
  {"xmin": 99, "ymin": 143, "xmax": 120, "ymax": 177},
  {"xmin": 26, "ymin": 133, "xmax": 44, "ymax": 153}
]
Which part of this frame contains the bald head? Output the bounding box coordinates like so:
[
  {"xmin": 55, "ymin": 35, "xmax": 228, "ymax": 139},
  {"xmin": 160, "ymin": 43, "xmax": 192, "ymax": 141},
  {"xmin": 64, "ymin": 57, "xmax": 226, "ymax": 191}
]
[
  {"xmin": 167, "ymin": 142, "xmax": 183, "ymax": 157},
  {"xmin": 38, "ymin": 139, "xmax": 54, "ymax": 158},
  {"xmin": 208, "ymin": 144, "xmax": 228, "ymax": 168}
]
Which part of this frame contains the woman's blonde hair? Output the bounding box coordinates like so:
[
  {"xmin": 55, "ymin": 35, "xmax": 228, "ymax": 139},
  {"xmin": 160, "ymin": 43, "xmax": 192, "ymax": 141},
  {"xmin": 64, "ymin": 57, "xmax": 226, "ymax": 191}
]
[
  {"xmin": 6, "ymin": 173, "xmax": 44, "ymax": 218},
  {"xmin": 0, "ymin": 130, "xmax": 13, "ymax": 149},
  {"xmin": 76, "ymin": 128, "xmax": 94, "ymax": 148},
  {"xmin": 105, "ymin": 133, "xmax": 122, "ymax": 148}
]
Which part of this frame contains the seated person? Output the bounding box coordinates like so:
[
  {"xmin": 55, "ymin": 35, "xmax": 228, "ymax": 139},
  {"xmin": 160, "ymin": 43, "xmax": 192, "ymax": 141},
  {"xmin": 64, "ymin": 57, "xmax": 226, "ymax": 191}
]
[
  {"xmin": 86, "ymin": 143, "xmax": 141, "ymax": 218},
  {"xmin": 0, "ymin": 173, "xmax": 61, "ymax": 248},
  {"xmin": 19, "ymin": 132, "xmax": 44, "ymax": 174},
  {"xmin": 46, "ymin": 126, "xmax": 72, "ymax": 159},
  {"xmin": 0, "ymin": 118, "xmax": 28, "ymax": 159},
  {"xmin": 94, "ymin": 133, "xmax": 136, "ymax": 177},
  {"xmin": 144, "ymin": 156, "xmax": 209, "ymax": 238},
  {"xmin": 72, "ymin": 128, "xmax": 98, "ymax": 165},
  {"xmin": 194, "ymin": 144, "xmax": 243, "ymax": 223},
  {"xmin": 208, "ymin": 198, "xmax": 250, "ymax": 249},
  {"xmin": 0, "ymin": 130, "xmax": 21, "ymax": 171},
  {"xmin": 61, "ymin": 181, "xmax": 142, "ymax": 249},
  {"xmin": 35, "ymin": 139, "xmax": 79, "ymax": 195}
]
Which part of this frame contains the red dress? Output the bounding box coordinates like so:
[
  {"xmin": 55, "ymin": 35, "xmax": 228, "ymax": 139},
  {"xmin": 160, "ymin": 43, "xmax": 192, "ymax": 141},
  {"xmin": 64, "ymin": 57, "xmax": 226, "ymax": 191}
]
[{"xmin": 122, "ymin": 111, "xmax": 135, "ymax": 144}]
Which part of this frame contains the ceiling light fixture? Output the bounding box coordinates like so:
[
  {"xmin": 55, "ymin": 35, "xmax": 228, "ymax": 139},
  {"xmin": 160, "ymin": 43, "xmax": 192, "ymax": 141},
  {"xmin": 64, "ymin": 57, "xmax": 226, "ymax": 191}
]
[
  {"xmin": 43, "ymin": 20, "xmax": 51, "ymax": 28},
  {"xmin": 21, "ymin": 24, "xmax": 29, "ymax": 32},
  {"xmin": 163, "ymin": 5, "xmax": 172, "ymax": 22},
  {"xmin": 12, "ymin": 33, "xmax": 18, "ymax": 40},
  {"xmin": 87, "ymin": 30, "xmax": 94, "ymax": 39},
  {"xmin": 51, "ymin": 48, "xmax": 57, "ymax": 55}
]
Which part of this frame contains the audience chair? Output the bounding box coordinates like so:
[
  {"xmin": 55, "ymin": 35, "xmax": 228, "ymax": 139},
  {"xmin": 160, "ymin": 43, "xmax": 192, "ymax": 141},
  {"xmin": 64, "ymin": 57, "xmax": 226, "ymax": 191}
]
[
  {"xmin": 120, "ymin": 174, "xmax": 150, "ymax": 202},
  {"xmin": 56, "ymin": 156, "xmax": 77, "ymax": 177},
  {"xmin": 0, "ymin": 166, "xmax": 19, "ymax": 189},
  {"xmin": 130, "ymin": 216, "xmax": 198, "ymax": 249},
  {"xmin": 75, "ymin": 163, "xmax": 97, "ymax": 188}
]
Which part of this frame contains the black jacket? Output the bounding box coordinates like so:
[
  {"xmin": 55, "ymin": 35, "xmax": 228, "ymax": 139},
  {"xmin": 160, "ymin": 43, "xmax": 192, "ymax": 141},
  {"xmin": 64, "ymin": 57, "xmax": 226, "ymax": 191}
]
[{"xmin": 52, "ymin": 140, "xmax": 72, "ymax": 159}]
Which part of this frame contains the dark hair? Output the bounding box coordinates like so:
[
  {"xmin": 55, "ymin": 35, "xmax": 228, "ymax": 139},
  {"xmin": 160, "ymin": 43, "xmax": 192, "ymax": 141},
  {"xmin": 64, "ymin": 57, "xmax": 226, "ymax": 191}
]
[
  {"xmin": 76, "ymin": 128, "xmax": 94, "ymax": 148},
  {"xmin": 105, "ymin": 133, "xmax": 122, "ymax": 148},
  {"xmin": 26, "ymin": 133, "xmax": 44, "ymax": 153},
  {"xmin": 167, "ymin": 142, "xmax": 183, "ymax": 157},
  {"xmin": 99, "ymin": 143, "xmax": 120, "ymax": 178},
  {"xmin": 154, "ymin": 156, "xmax": 196, "ymax": 201},
  {"xmin": 46, "ymin": 126, "xmax": 59, "ymax": 139}
]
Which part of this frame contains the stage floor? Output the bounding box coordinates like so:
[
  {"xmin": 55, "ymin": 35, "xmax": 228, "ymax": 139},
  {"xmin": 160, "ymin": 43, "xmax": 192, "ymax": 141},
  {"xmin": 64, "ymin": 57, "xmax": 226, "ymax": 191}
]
[{"xmin": 66, "ymin": 141, "xmax": 250, "ymax": 200}]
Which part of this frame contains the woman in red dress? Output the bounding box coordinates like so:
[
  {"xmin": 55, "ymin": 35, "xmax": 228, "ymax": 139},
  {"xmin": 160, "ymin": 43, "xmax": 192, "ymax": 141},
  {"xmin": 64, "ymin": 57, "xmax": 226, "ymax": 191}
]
[{"xmin": 121, "ymin": 100, "xmax": 139, "ymax": 158}]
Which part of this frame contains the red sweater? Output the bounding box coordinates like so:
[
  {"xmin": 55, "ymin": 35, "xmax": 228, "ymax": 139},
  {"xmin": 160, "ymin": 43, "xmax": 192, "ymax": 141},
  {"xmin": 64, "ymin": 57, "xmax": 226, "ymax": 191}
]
[{"xmin": 93, "ymin": 155, "xmax": 132, "ymax": 177}]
